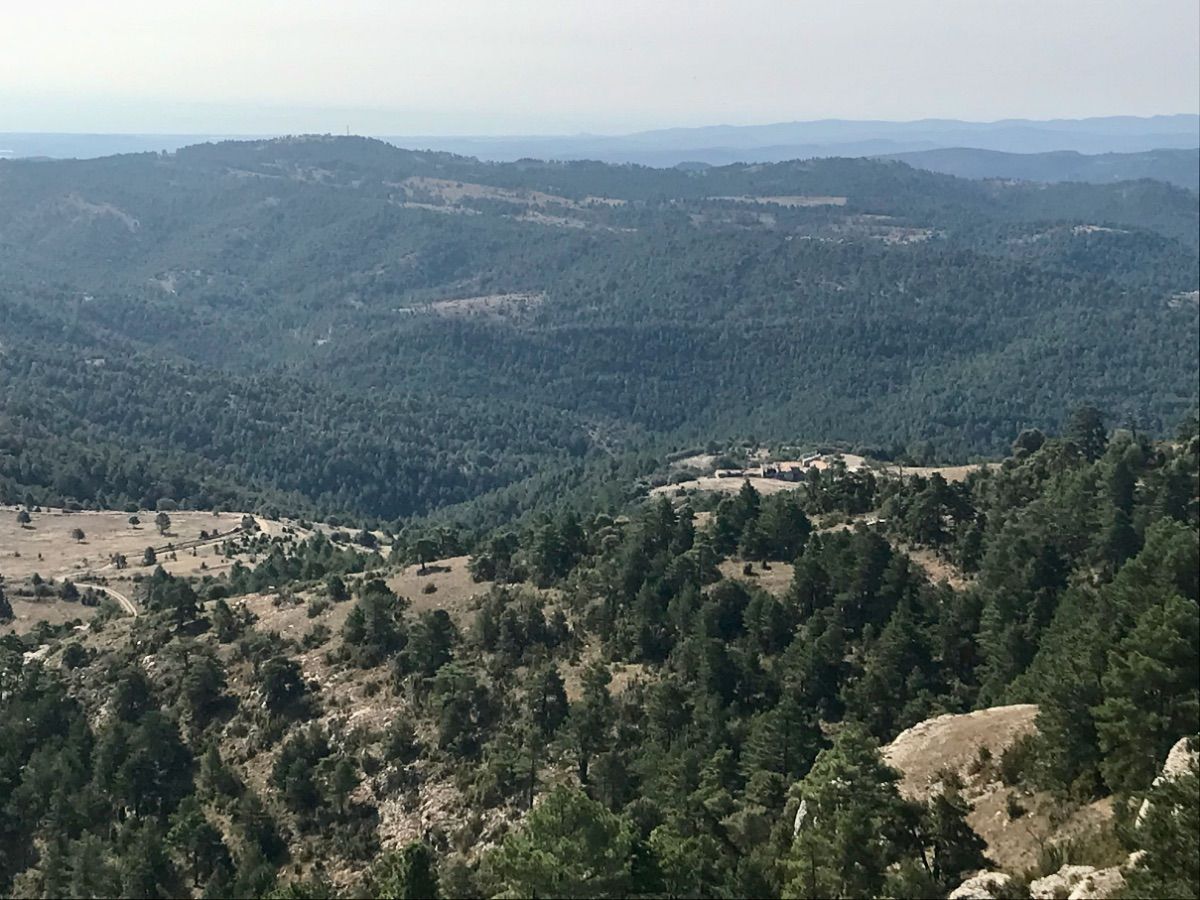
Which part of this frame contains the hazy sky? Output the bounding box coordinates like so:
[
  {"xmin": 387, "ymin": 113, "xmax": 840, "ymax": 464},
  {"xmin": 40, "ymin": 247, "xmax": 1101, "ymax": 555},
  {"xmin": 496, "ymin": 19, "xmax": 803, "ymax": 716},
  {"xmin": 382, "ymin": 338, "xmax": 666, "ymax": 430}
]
[{"xmin": 2, "ymin": 0, "xmax": 1197, "ymax": 135}]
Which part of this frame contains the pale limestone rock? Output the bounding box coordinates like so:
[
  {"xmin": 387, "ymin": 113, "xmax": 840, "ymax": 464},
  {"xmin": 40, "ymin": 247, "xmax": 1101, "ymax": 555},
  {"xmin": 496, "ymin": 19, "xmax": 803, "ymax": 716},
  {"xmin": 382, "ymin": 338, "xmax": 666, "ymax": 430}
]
[
  {"xmin": 1030, "ymin": 864, "xmax": 1097, "ymax": 898},
  {"xmin": 1136, "ymin": 735, "xmax": 1198, "ymax": 825},
  {"xmin": 948, "ymin": 870, "xmax": 1014, "ymax": 899},
  {"xmin": 1030, "ymin": 858, "xmax": 1132, "ymax": 899},
  {"xmin": 1160, "ymin": 736, "xmax": 1199, "ymax": 781},
  {"xmin": 1066, "ymin": 865, "xmax": 1125, "ymax": 899}
]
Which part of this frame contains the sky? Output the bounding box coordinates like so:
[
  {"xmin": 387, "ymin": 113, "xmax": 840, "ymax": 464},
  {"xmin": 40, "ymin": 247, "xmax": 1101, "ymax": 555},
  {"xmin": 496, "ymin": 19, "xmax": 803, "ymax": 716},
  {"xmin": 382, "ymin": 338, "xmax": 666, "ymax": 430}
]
[{"xmin": 1, "ymin": 0, "xmax": 1197, "ymax": 135}]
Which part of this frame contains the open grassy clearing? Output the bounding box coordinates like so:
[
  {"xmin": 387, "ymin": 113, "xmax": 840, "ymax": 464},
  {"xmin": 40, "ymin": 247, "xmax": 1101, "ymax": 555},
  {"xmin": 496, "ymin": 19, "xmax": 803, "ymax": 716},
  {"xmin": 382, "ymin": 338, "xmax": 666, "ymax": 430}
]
[
  {"xmin": 708, "ymin": 194, "xmax": 848, "ymax": 207},
  {"xmin": 900, "ymin": 544, "xmax": 974, "ymax": 590},
  {"xmin": 0, "ymin": 506, "xmax": 295, "ymax": 581},
  {"xmin": 0, "ymin": 506, "xmax": 350, "ymax": 633},
  {"xmin": 395, "ymin": 292, "xmax": 546, "ymax": 321},
  {"xmin": 653, "ymin": 454, "xmax": 994, "ymax": 498},
  {"xmin": 395, "ymin": 176, "xmax": 626, "ymax": 211},
  {"xmin": 0, "ymin": 596, "xmax": 98, "ymax": 635},
  {"xmin": 717, "ymin": 558, "xmax": 795, "ymax": 596},
  {"xmin": 384, "ymin": 556, "xmax": 492, "ymax": 621}
]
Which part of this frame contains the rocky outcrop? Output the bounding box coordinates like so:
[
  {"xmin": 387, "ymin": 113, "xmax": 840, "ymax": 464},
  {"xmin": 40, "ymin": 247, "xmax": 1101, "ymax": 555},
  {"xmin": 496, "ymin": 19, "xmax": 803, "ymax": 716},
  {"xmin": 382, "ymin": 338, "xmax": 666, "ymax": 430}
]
[
  {"xmin": 1067, "ymin": 867, "xmax": 1125, "ymax": 900},
  {"xmin": 1136, "ymin": 735, "xmax": 1198, "ymax": 825},
  {"xmin": 1029, "ymin": 863, "xmax": 1125, "ymax": 899},
  {"xmin": 884, "ymin": 705, "xmax": 1056, "ymax": 873},
  {"xmin": 1159, "ymin": 735, "xmax": 1198, "ymax": 781},
  {"xmin": 883, "ymin": 705, "xmax": 1039, "ymax": 801},
  {"xmin": 948, "ymin": 870, "xmax": 1014, "ymax": 899}
]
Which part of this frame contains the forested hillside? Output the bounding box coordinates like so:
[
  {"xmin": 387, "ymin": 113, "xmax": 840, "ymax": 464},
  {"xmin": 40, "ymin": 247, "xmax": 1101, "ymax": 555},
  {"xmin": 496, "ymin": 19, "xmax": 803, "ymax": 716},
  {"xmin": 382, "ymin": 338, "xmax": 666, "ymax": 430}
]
[
  {"xmin": 1, "ymin": 420, "xmax": 1195, "ymax": 898},
  {"xmin": 1, "ymin": 136, "xmax": 1196, "ymax": 524},
  {"xmin": 884, "ymin": 147, "xmax": 1200, "ymax": 191}
]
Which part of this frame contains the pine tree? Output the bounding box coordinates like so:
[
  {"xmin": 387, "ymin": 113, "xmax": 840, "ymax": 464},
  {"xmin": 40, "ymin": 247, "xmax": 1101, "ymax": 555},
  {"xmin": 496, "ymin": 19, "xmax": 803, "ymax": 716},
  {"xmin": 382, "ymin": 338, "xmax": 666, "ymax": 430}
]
[
  {"xmin": 784, "ymin": 727, "xmax": 918, "ymax": 899},
  {"xmin": 525, "ymin": 663, "xmax": 569, "ymax": 738},
  {"xmin": 68, "ymin": 834, "xmax": 120, "ymax": 899},
  {"xmin": 1093, "ymin": 594, "xmax": 1200, "ymax": 792},
  {"xmin": 917, "ymin": 787, "xmax": 989, "ymax": 895},
  {"xmin": 1123, "ymin": 765, "xmax": 1200, "ymax": 899},
  {"xmin": 1066, "ymin": 405, "xmax": 1108, "ymax": 462},
  {"xmin": 484, "ymin": 787, "xmax": 633, "ymax": 899},
  {"xmin": 569, "ymin": 662, "xmax": 613, "ymax": 783},
  {"xmin": 39, "ymin": 837, "xmax": 71, "ymax": 900},
  {"xmin": 120, "ymin": 822, "xmax": 175, "ymax": 900},
  {"xmin": 326, "ymin": 757, "xmax": 359, "ymax": 818},
  {"xmin": 370, "ymin": 842, "xmax": 441, "ymax": 899},
  {"xmin": 647, "ymin": 823, "xmax": 723, "ymax": 899}
]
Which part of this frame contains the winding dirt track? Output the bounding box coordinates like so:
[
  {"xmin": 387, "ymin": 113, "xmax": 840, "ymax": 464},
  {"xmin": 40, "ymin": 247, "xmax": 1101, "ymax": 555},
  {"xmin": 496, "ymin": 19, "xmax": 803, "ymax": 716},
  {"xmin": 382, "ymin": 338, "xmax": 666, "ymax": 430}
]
[{"xmin": 76, "ymin": 582, "xmax": 137, "ymax": 617}]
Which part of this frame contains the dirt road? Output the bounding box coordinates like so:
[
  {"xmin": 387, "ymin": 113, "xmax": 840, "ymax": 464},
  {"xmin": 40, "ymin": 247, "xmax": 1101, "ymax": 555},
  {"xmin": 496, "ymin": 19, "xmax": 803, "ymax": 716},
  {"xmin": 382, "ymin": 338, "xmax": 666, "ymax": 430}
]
[{"xmin": 77, "ymin": 582, "xmax": 137, "ymax": 617}]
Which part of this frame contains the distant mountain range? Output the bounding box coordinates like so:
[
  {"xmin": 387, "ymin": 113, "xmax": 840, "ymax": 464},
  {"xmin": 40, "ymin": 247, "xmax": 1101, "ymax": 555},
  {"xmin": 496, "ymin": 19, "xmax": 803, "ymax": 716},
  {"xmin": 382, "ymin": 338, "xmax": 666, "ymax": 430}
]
[
  {"xmin": 1, "ymin": 115, "xmax": 1196, "ymax": 186},
  {"xmin": 396, "ymin": 115, "xmax": 1200, "ymax": 166},
  {"xmin": 882, "ymin": 147, "xmax": 1200, "ymax": 191}
]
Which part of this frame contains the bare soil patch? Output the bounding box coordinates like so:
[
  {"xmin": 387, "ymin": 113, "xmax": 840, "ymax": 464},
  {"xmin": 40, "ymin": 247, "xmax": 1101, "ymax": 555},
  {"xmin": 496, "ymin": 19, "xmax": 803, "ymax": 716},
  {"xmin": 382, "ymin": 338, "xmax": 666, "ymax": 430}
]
[
  {"xmin": 709, "ymin": 195, "xmax": 848, "ymax": 207},
  {"xmin": 561, "ymin": 649, "xmax": 648, "ymax": 703},
  {"xmin": 0, "ymin": 506, "xmax": 277, "ymax": 582},
  {"xmin": 671, "ymin": 453, "xmax": 718, "ymax": 472},
  {"xmin": 395, "ymin": 177, "xmax": 622, "ymax": 213},
  {"xmin": 967, "ymin": 788, "xmax": 1112, "ymax": 875},
  {"xmin": 717, "ymin": 559, "xmax": 795, "ymax": 596},
  {"xmin": 900, "ymin": 545, "xmax": 973, "ymax": 590},
  {"xmin": 399, "ymin": 292, "xmax": 545, "ymax": 321},
  {"xmin": 385, "ymin": 556, "xmax": 492, "ymax": 622},
  {"xmin": 652, "ymin": 454, "xmax": 869, "ymax": 498},
  {"xmin": 878, "ymin": 462, "xmax": 997, "ymax": 482},
  {"xmin": 0, "ymin": 597, "xmax": 97, "ymax": 635},
  {"xmin": 652, "ymin": 475, "xmax": 803, "ymax": 498},
  {"xmin": 54, "ymin": 193, "xmax": 140, "ymax": 232},
  {"xmin": 1, "ymin": 506, "xmax": 318, "ymax": 630}
]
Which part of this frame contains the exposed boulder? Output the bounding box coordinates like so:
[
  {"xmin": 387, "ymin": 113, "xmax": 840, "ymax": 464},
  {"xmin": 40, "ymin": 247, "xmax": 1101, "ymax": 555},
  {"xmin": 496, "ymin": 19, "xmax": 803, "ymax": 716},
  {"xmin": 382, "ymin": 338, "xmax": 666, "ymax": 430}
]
[
  {"xmin": 1136, "ymin": 735, "xmax": 1198, "ymax": 825},
  {"xmin": 1159, "ymin": 735, "xmax": 1199, "ymax": 781},
  {"xmin": 1066, "ymin": 866, "xmax": 1125, "ymax": 900},
  {"xmin": 1029, "ymin": 863, "xmax": 1126, "ymax": 899},
  {"xmin": 948, "ymin": 870, "xmax": 1015, "ymax": 899}
]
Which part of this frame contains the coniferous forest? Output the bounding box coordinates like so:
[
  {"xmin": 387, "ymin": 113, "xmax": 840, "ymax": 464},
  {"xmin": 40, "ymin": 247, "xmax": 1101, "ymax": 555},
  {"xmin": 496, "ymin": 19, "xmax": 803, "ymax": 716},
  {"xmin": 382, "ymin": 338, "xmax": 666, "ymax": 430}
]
[
  {"xmin": 1, "ymin": 138, "xmax": 1196, "ymax": 525},
  {"xmin": 1, "ymin": 420, "xmax": 1197, "ymax": 897},
  {"xmin": 0, "ymin": 138, "xmax": 1197, "ymax": 899}
]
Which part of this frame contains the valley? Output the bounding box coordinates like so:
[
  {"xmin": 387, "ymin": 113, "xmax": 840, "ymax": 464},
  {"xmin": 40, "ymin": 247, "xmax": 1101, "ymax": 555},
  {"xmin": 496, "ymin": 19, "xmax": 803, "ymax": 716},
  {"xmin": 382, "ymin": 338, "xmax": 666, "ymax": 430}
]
[
  {"xmin": 0, "ymin": 136, "xmax": 1195, "ymax": 900},
  {"xmin": 1, "ymin": 137, "xmax": 1196, "ymax": 530},
  {"xmin": 2, "ymin": 421, "xmax": 1196, "ymax": 898},
  {"xmin": 3, "ymin": 0, "xmax": 1198, "ymax": 893}
]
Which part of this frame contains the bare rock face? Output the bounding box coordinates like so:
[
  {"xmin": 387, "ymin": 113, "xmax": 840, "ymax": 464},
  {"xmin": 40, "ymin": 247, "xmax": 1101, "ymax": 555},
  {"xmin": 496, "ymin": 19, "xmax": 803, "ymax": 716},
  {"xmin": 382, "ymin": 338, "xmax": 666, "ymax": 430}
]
[
  {"xmin": 1159, "ymin": 735, "xmax": 1199, "ymax": 781},
  {"xmin": 883, "ymin": 704, "xmax": 1039, "ymax": 800},
  {"xmin": 1029, "ymin": 864, "xmax": 1094, "ymax": 898},
  {"xmin": 1136, "ymin": 735, "xmax": 1198, "ymax": 825},
  {"xmin": 884, "ymin": 705, "xmax": 1052, "ymax": 872},
  {"xmin": 1028, "ymin": 850, "xmax": 1157, "ymax": 900},
  {"xmin": 1029, "ymin": 863, "xmax": 1128, "ymax": 899},
  {"xmin": 948, "ymin": 870, "xmax": 1014, "ymax": 899},
  {"xmin": 1065, "ymin": 865, "xmax": 1126, "ymax": 899}
]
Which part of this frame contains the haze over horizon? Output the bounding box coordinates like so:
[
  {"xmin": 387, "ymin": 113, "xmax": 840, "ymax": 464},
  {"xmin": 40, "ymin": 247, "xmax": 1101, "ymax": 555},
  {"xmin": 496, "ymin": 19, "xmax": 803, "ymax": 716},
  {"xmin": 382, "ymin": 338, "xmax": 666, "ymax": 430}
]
[{"xmin": 2, "ymin": 0, "xmax": 1197, "ymax": 136}]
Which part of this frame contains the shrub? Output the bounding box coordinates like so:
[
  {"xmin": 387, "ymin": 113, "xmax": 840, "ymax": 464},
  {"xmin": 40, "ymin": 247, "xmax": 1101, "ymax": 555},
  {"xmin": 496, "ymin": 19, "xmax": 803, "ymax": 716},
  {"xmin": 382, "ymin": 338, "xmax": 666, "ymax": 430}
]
[
  {"xmin": 1000, "ymin": 734, "xmax": 1036, "ymax": 786},
  {"xmin": 302, "ymin": 623, "xmax": 331, "ymax": 649},
  {"xmin": 1006, "ymin": 793, "xmax": 1027, "ymax": 819}
]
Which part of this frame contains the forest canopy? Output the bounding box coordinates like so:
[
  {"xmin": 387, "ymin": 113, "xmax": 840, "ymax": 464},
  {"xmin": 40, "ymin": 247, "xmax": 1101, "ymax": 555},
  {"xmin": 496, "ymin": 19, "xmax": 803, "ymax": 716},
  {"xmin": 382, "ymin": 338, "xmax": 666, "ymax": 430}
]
[{"xmin": 0, "ymin": 137, "xmax": 1196, "ymax": 523}]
